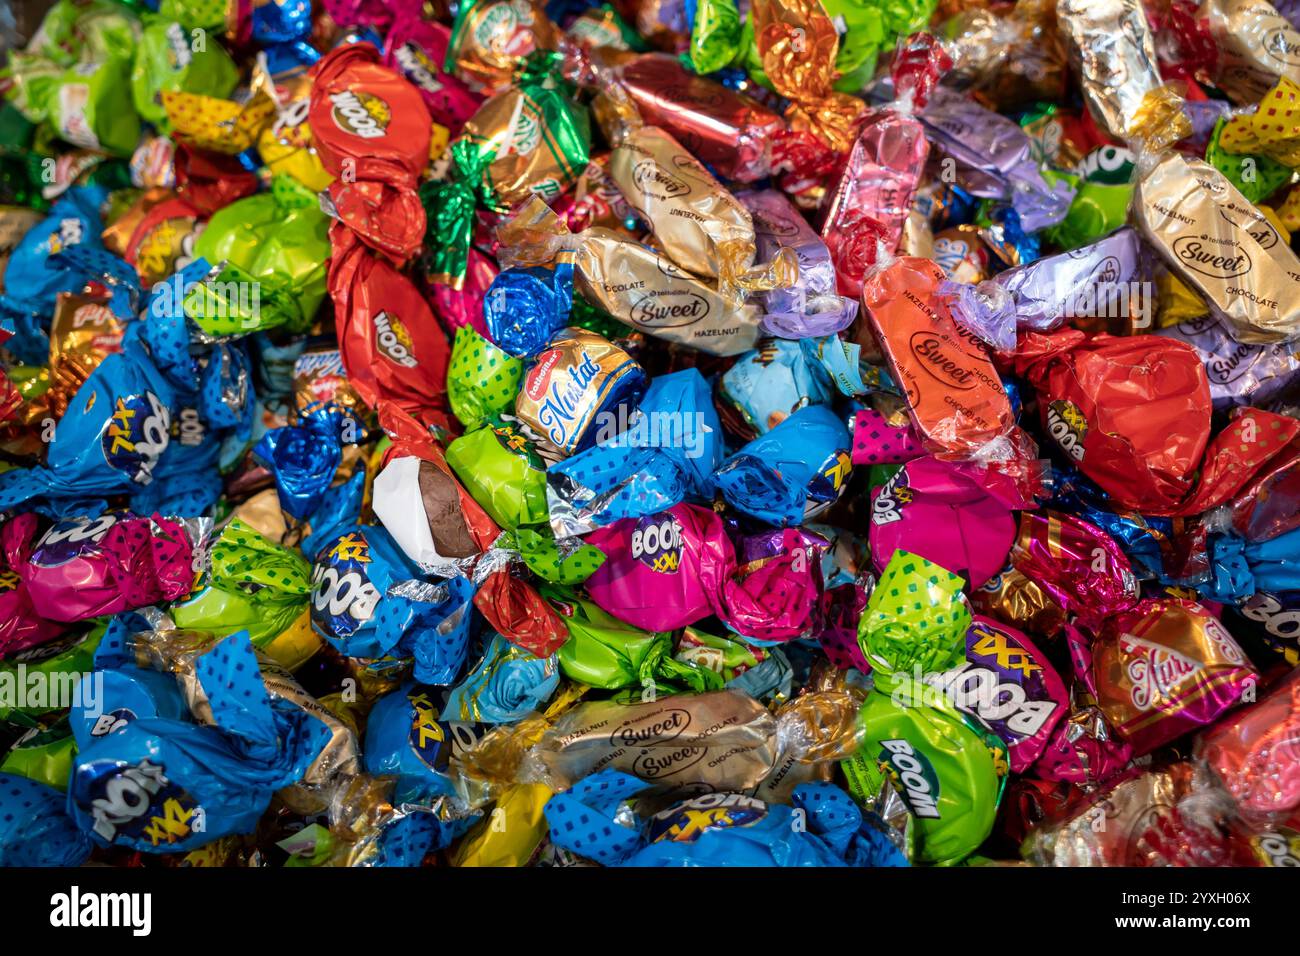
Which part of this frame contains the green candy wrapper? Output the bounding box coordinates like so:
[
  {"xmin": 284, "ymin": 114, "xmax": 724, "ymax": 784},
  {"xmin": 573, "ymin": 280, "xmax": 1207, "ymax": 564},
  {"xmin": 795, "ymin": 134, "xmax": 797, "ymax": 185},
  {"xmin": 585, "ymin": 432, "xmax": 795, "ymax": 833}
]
[
  {"xmin": 0, "ymin": 630, "xmax": 101, "ymax": 721},
  {"xmin": 512, "ymin": 527, "xmax": 605, "ymax": 584},
  {"xmin": 1041, "ymin": 169, "xmax": 1131, "ymax": 250},
  {"xmin": 158, "ymin": 0, "xmax": 227, "ymax": 31},
  {"xmin": 185, "ymin": 178, "xmax": 330, "ymax": 335},
  {"xmin": 0, "ymin": 719, "xmax": 77, "ymax": 790},
  {"xmin": 677, "ymin": 626, "xmax": 766, "ymax": 683},
  {"xmin": 689, "ymin": 0, "xmax": 745, "ymax": 75},
  {"xmin": 448, "ymin": 325, "xmax": 524, "ymax": 430},
  {"xmin": 846, "ymin": 550, "xmax": 1006, "ymax": 865},
  {"xmin": 1206, "ymin": 118, "xmax": 1292, "ymax": 206},
  {"xmin": 446, "ymin": 419, "xmax": 550, "ymax": 530},
  {"xmin": 542, "ymin": 585, "xmax": 724, "ymax": 694},
  {"xmin": 170, "ymin": 519, "xmax": 319, "ymax": 669},
  {"xmin": 131, "ymin": 18, "xmax": 239, "ymax": 132}
]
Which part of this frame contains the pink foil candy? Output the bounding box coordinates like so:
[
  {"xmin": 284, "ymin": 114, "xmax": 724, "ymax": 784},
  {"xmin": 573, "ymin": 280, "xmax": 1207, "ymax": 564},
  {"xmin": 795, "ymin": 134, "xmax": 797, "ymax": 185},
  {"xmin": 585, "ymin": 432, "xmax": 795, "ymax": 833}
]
[
  {"xmin": 384, "ymin": 15, "xmax": 483, "ymax": 134},
  {"xmin": 584, "ymin": 504, "xmax": 731, "ymax": 632},
  {"xmin": 14, "ymin": 512, "xmax": 194, "ymax": 623},
  {"xmin": 1200, "ymin": 667, "xmax": 1300, "ymax": 824},
  {"xmin": 869, "ymin": 456, "xmax": 1015, "ymax": 589},
  {"xmin": 0, "ymin": 516, "xmax": 67, "ymax": 658},
  {"xmin": 717, "ymin": 528, "xmax": 826, "ymax": 643},
  {"xmin": 852, "ymin": 407, "xmax": 923, "ymax": 465},
  {"xmin": 818, "ymin": 583, "xmax": 870, "ymax": 672},
  {"xmin": 1011, "ymin": 510, "xmax": 1138, "ymax": 629},
  {"xmin": 431, "ymin": 247, "xmax": 496, "ymax": 338}
]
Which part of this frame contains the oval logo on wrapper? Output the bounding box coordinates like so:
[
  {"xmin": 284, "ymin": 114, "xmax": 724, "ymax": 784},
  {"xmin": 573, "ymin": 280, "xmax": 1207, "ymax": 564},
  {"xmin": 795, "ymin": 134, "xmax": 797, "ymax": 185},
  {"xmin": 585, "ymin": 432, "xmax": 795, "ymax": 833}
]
[
  {"xmin": 330, "ymin": 90, "xmax": 390, "ymax": 139},
  {"xmin": 1265, "ymin": 26, "xmax": 1300, "ymax": 67},
  {"xmin": 102, "ymin": 392, "xmax": 171, "ymax": 485},
  {"xmin": 631, "ymin": 513, "xmax": 684, "ymax": 572},
  {"xmin": 630, "ymin": 293, "xmax": 709, "ymax": 329},
  {"xmin": 610, "ymin": 707, "xmax": 690, "ymax": 748},
  {"xmin": 1172, "ymin": 236, "xmax": 1252, "ymax": 279},
  {"xmin": 525, "ymin": 348, "xmax": 562, "ymax": 402},
  {"xmin": 310, "ymin": 531, "xmax": 382, "ymax": 640},
  {"xmin": 632, "ymin": 746, "xmax": 707, "ymax": 779},
  {"xmin": 373, "ymin": 311, "xmax": 418, "ymax": 368},
  {"xmin": 632, "ymin": 160, "xmax": 689, "ymax": 200},
  {"xmin": 908, "ymin": 333, "xmax": 977, "ymax": 391}
]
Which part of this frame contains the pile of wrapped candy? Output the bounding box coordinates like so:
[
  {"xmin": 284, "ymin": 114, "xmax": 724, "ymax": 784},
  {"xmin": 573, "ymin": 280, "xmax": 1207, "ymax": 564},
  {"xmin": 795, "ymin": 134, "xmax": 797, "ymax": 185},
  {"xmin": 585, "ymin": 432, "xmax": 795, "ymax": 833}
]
[{"xmin": 2, "ymin": 0, "xmax": 1300, "ymax": 870}]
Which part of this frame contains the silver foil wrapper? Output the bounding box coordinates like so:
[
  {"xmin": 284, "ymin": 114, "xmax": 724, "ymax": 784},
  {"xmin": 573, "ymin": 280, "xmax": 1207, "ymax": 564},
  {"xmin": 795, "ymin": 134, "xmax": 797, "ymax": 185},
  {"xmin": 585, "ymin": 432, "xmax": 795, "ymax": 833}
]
[{"xmin": 1057, "ymin": 0, "xmax": 1164, "ymax": 140}]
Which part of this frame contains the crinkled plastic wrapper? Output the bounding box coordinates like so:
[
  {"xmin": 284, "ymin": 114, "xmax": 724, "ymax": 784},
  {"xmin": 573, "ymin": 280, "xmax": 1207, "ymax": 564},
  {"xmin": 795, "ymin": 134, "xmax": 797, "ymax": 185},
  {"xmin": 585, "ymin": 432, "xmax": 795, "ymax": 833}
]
[
  {"xmin": 1057, "ymin": 0, "xmax": 1164, "ymax": 140},
  {"xmin": 1133, "ymin": 150, "xmax": 1300, "ymax": 344},
  {"xmin": 1202, "ymin": 0, "xmax": 1300, "ymax": 104}
]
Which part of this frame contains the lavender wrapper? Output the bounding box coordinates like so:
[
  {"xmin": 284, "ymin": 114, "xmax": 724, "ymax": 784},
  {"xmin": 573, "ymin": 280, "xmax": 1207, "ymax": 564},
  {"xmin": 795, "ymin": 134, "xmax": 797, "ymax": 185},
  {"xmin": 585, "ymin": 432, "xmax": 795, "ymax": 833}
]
[{"xmin": 1159, "ymin": 315, "xmax": 1300, "ymax": 409}]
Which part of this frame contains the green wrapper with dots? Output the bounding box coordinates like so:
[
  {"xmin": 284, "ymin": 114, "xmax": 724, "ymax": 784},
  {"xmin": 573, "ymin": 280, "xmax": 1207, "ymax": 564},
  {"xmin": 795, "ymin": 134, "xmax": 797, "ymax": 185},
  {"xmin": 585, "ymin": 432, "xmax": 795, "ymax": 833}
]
[
  {"xmin": 448, "ymin": 325, "xmax": 524, "ymax": 430},
  {"xmin": 512, "ymin": 527, "xmax": 605, "ymax": 584},
  {"xmin": 446, "ymin": 418, "xmax": 550, "ymax": 531},
  {"xmin": 0, "ymin": 719, "xmax": 77, "ymax": 790},
  {"xmin": 845, "ymin": 550, "xmax": 1006, "ymax": 866},
  {"xmin": 159, "ymin": 0, "xmax": 227, "ymax": 31},
  {"xmin": 130, "ymin": 18, "xmax": 239, "ymax": 131},
  {"xmin": 1206, "ymin": 118, "xmax": 1292, "ymax": 206}
]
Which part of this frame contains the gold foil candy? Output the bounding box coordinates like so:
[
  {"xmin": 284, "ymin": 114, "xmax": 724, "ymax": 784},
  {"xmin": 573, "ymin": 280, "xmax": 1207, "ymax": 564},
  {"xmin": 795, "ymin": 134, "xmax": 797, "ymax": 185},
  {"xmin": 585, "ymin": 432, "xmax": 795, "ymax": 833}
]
[
  {"xmin": 1126, "ymin": 84, "xmax": 1194, "ymax": 151},
  {"xmin": 449, "ymin": 0, "xmax": 559, "ymax": 94},
  {"xmin": 1133, "ymin": 149, "xmax": 1300, "ymax": 342},
  {"xmin": 1057, "ymin": 0, "xmax": 1164, "ymax": 141},
  {"xmin": 451, "ymin": 782, "xmax": 553, "ymax": 866},
  {"xmin": 1201, "ymin": 0, "xmax": 1300, "ymax": 105}
]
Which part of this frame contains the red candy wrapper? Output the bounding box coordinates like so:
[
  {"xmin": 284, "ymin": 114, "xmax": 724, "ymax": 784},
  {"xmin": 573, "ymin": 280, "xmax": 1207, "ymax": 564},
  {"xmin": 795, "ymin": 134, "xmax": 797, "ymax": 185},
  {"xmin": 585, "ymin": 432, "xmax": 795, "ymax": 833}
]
[
  {"xmin": 1014, "ymin": 329, "xmax": 1300, "ymax": 515},
  {"xmin": 1077, "ymin": 599, "xmax": 1258, "ymax": 757},
  {"xmin": 328, "ymin": 231, "xmax": 453, "ymax": 433},
  {"xmin": 473, "ymin": 567, "xmax": 569, "ymax": 657},
  {"xmin": 1011, "ymin": 510, "xmax": 1139, "ymax": 630},
  {"xmin": 309, "ymin": 43, "xmax": 432, "ymax": 263}
]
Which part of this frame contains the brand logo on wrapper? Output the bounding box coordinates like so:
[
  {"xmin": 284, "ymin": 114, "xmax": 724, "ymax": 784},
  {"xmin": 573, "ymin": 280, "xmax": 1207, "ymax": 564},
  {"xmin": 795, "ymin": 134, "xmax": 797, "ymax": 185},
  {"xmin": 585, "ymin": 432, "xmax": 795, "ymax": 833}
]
[
  {"xmin": 330, "ymin": 89, "xmax": 390, "ymax": 139},
  {"xmin": 1046, "ymin": 399, "xmax": 1087, "ymax": 462},
  {"xmin": 1121, "ymin": 635, "xmax": 1204, "ymax": 710},
  {"xmin": 610, "ymin": 707, "xmax": 691, "ymax": 748},
  {"xmin": 75, "ymin": 757, "xmax": 202, "ymax": 847},
  {"xmin": 632, "ymin": 160, "xmax": 690, "ymax": 200},
  {"xmin": 1172, "ymin": 236, "xmax": 1252, "ymax": 279},
  {"xmin": 631, "ymin": 513, "xmax": 684, "ymax": 572},
  {"xmin": 632, "ymin": 745, "xmax": 707, "ymax": 779},
  {"xmin": 394, "ymin": 42, "xmax": 445, "ymax": 95},
  {"xmin": 373, "ymin": 311, "xmax": 418, "ymax": 368},
  {"xmin": 310, "ymin": 532, "xmax": 382, "ymax": 639},
  {"xmin": 407, "ymin": 689, "xmax": 451, "ymax": 771},
  {"xmin": 629, "ymin": 293, "xmax": 710, "ymax": 328},
  {"xmin": 101, "ymin": 392, "xmax": 171, "ymax": 485},
  {"xmin": 908, "ymin": 333, "xmax": 977, "ymax": 390},
  {"xmin": 878, "ymin": 739, "xmax": 942, "ymax": 819},
  {"xmin": 646, "ymin": 792, "xmax": 767, "ymax": 842},
  {"xmin": 1264, "ymin": 26, "xmax": 1300, "ymax": 67},
  {"xmin": 30, "ymin": 513, "xmax": 120, "ymax": 566},
  {"xmin": 472, "ymin": 0, "xmax": 534, "ymax": 49}
]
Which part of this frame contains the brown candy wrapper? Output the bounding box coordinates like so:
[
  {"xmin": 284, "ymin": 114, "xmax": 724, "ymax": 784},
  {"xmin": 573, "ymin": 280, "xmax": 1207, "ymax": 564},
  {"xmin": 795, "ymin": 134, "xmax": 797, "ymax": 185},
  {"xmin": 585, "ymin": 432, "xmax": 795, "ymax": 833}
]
[
  {"xmin": 1133, "ymin": 149, "xmax": 1300, "ymax": 343},
  {"xmin": 47, "ymin": 290, "xmax": 127, "ymax": 420},
  {"xmin": 1057, "ymin": 0, "xmax": 1164, "ymax": 140},
  {"xmin": 971, "ymin": 563, "xmax": 1066, "ymax": 639},
  {"xmin": 1201, "ymin": 0, "xmax": 1300, "ymax": 104}
]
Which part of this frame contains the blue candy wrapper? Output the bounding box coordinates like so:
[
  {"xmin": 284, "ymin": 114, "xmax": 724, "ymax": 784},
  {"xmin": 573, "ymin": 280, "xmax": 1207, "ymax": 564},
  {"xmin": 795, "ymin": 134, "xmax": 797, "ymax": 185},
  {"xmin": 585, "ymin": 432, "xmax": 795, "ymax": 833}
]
[
  {"xmin": 442, "ymin": 632, "xmax": 560, "ymax": 723},
  {"xmin": 710, "ymin": 405, "xmax": 852, "ymax": 525},
  {"xmin": 0, "ymin": 773, "xmax": 94, "ymax": 866},
  {"xmin": 485, "ymin": 263, "xmax": 575, "ymax": 358},
  {"xmin": 254, "ymin": 405, "xmax": 351, "ymax": 521},
  {"xmin": 721, "ymin": 337, "xmax": 865, "ymax": 436}
]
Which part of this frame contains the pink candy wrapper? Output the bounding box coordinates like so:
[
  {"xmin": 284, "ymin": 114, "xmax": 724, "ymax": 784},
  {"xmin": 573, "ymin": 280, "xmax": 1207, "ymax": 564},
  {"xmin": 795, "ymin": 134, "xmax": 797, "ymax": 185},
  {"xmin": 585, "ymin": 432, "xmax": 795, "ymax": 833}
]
[
  {"xmin": 0, "ymin": 517, "xmax": 67, "ymax": 657},
  {"xmin": 383, "ymin": 15, "xmax": 483, "ymax": 135},
  {"xmin": 869, "ymin": 456, "xmax": 1015, "ymax": 589},
  {"xmin": 852, "ymin": 407, "xmax": 923, "ymax": 465},
  {"xmin": 10, "ymin": 512, "xmax": 194, "ymax": 623}
]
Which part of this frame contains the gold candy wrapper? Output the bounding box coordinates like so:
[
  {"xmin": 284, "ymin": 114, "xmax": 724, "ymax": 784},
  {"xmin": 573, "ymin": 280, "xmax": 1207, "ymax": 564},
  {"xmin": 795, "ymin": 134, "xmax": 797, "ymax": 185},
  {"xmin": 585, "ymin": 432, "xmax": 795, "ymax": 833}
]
[
  {"xmin": 451, "ymin": 782, "xmax": 553, "ymax": 866},
  {"xmin": 500, "ymin": 197, "xmax": 764, "ymax": 356},
  {"xmin": 970, "ymin": 565, "xmax": 1066, "ymax": 639},
  {"xmin": 449, "ymin": 0, "xmax": 559, "ymax": 94},
  {"xmin": 1057, "ymin": 0, "xmax": 1164, "ymax": 140},
  {"xmin": 1201, "ymin": 0, "xmax": 1300, "ymax": 105},
  {"xmin": 1133, "ymin": 149, "xmax": 1300, "ymax": 343},
  {"xmin": 609, "ymin": 125, "xmax": 755, "ymax": 281},
  {"xmin": 48, "ymin": 290, "xmax": 126, "ymax": 420}
]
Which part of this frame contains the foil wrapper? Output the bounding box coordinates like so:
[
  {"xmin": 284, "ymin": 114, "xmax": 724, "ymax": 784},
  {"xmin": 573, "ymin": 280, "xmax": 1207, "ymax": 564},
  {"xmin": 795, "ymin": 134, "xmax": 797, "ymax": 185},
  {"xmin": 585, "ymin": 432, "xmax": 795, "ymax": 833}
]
[
  {"xmin": 1159, "ymin": 314, "xmax": 1300, "ymax": 408},
  {"xmin": 609, "ymin": 125, "xmax": 756, "ymax": 280},
  {"xmin": 615, "ymin": 53, "xmax": 785, "ymax": 183},
  {"xmin": 737, "ymin": 188, "xmax": 857, "ymax": 338},
  {"xmin": 1057, "ymin": 0, "xmax": 1164, "ymax": 140},
  {"xmin": 530, "ymin": 689, "xmax": 779, "ymax": 791},
  {"xmin": 1133, "ymin": 150, "xmax": 1300, "ymax": 344},
  {"xmin": 1201, "ymin": 0, "xmax": 1300, "ymax": 104},
  {"xmin": 993, "ymin": 227, "xmax": 1147, "ymax": 333}
]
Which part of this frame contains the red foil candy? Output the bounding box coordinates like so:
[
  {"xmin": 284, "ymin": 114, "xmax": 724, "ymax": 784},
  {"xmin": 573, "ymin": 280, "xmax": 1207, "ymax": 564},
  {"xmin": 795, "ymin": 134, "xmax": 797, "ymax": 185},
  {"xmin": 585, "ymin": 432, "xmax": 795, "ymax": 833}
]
[{"xmin": 309, "ymin": 43, "xmax": 432, "ymax": 263}]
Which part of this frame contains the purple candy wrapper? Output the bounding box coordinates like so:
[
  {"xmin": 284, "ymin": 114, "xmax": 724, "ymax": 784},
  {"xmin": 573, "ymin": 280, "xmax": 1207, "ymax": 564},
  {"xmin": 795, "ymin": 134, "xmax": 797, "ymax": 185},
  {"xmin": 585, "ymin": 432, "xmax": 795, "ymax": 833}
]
[
  {"xmin": 736, "ymin": 189, "xmax": 858, "ymax": 339},
  {"xmin": 993, "ymin": 227, "xmax": 1146, "ymax": 333},
  {"xmin": 921, "ymin": 88, "xmax": 1075, "ymax": 232},
  {"xmin": 1158, "ymin": 315, "xmax": 1300, "ymax": 410}
]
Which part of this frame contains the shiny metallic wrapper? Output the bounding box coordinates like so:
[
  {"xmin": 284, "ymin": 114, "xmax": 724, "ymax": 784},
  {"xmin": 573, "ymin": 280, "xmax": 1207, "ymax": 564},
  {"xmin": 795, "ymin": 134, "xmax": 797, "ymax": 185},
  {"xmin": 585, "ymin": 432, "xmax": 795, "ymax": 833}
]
[
  {"xmin": 1057, "ymin": 0, "xmax": 1163, "ymax": 140},
  {"xmin": 573, "ymin": 228, "xmax": 761, "ymax": 355},
  {"xmin": 609, "ymin": 125, "xmax": 756, "ymax": 280},
  {"xmin": 1159, "ymin": 314, "xmax": 1300, "ymax": 408},
  {"xmin": 1201, "ymin": 0, "xmax": 1300, "ymax": 104},
  {"xmin": 1133, "ymin": 149, "xmax": 1300, "ymax": 343},
  {"xmin": 532, "ymin": 689, "xmax": 779, "ymax": 791}
]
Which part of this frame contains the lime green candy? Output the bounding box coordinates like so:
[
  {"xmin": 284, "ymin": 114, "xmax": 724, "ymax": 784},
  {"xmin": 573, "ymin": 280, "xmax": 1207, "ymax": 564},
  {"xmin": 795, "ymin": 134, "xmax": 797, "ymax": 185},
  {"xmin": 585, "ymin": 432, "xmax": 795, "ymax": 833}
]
[
  {"xmin": 171, "ymin": 519, "xmax": 313, "ymax": 648},
  {"xmin": 1041, "ymin": 169, "xmax": 1132, "ymax": 250},
  {"xmin": 158, "ymin": 0, "xmax": 227, "ymax": 31},
  {"xmin": 131, "ymin": 18, "xmax": 239, "ymax": 131},
  {"xmin": 688, "ymin": 0, "xmax": 744, "ymax": 75},
  {"xmin": 543, "ymin": 586, "xmax": 724, "ymax": 694},
  {"xmin": 186, "ymin": 179, "xmax": 331, "ymax": 335},
  {"xmin": 448, "ymin": 326, "xmax": 523, "ymax": 431},
  {"xmin": 677, "ymin": 626, "xmax": 765, "ymax": 683},
  {"xmin": 857, "ymin": 549, "xmax": 971, "ymax": 686},
  {"xmin": 447, "ymin": 419, "xmax": 549, "ymax": 531},
  {"xmin": 847, "ymin": 550, "xmax": 1005, "ymax": 865},
  {"xmin": 1207, "ymin": 118, "xmax": 1292, "ymax": 206},
  {"xmin": 512, "ymin": 527, "xmax": 605, "ymax": 584},
  {"xmin": 0, "ymin": 630, "xmax": 102, "ymax": 722},
  {"xmin": 0, "ymin": 719, "xmax": 77, "ymax": 790}
]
